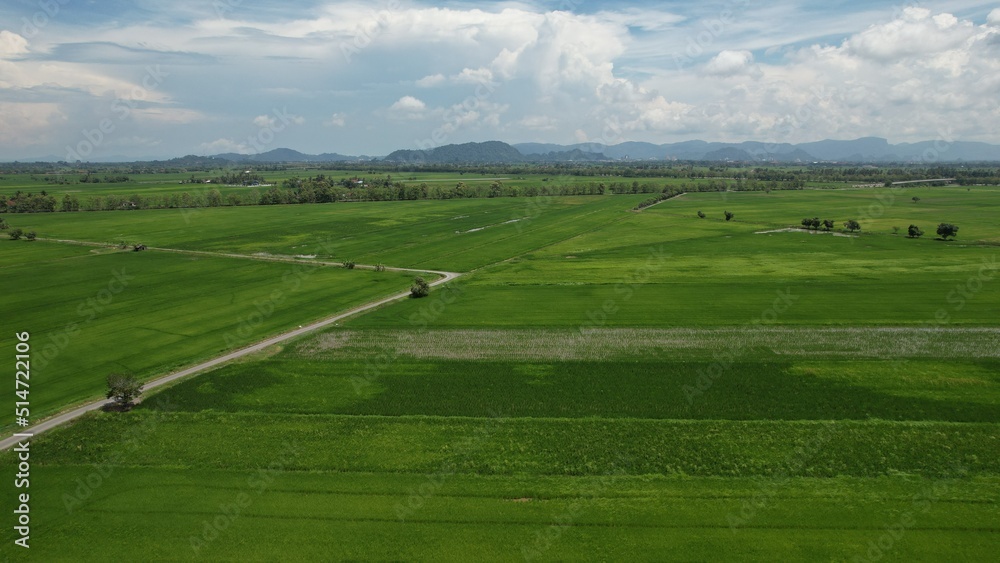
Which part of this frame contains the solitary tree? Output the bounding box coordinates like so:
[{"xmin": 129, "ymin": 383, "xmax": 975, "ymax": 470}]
[
  {"xmin": 106, "ymin": 373, "xmax": 143, "ymax": 411},
  {"xmin": 823, "ymin": 219, "xmax": 835, "ymax": 231},
  {"xmin": 936, "ymin": 223, "xmax": 959, "ymax": 240},
  {"xmin": 410, "ymin": 276, "xmax": 430, "ymax": 298},
  {"xmin": 907, "ymin": 224, "xmax": 924, "ymax": 238},
  {"xmin": 843, "ymin": 219, "xmax": 861, "ymax": 233},
  {"xmin": 697, "ymin": 211, "xmax": 706, "ymax": 219},
  {"xmin": 912, "ymin": 197, "xmax": 921, "ymax": 203},
  {"xmin": 724, "ymin": 211, "xmax": 735, "ymax": 222}
]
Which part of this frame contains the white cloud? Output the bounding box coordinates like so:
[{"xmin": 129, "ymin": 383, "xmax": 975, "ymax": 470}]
[
  {"xmin": 845, "ymin": 7, "xmax": 975, "ymax": 61},
  {"xmin": 0, "ymin": 31, "xmax": 29, "ymax": 58},
  {"xmin": 324, "ymin": 113, "xmax": 346, "ymax": 127},
  {"xmin": 415, "ymin": 73, "xmax": 445, "ymax": 87},
  {"xmin": 704, "ymin": 50, "xmax": 755, "ymax": 76},
  {"xmin": 198, "ymin": 138, "xmax": 251, "ymax": 154},
  {"xmin": 989, "ymin": 9, "xmax": 1000, "ymax": 26},
  {"xmin": 387, "ymin": 95, "xmax": 427, "ymax": 120}
]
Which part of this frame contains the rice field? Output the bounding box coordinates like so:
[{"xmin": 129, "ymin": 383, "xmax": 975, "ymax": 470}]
[{"xmin": 2, "ymin": 188, "xmax": 999, "ymax": 561}]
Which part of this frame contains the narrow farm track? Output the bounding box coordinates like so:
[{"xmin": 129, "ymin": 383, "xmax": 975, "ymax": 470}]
[{"xmin": 0, "ymin": 240, "xmax": 461, "ymax": 451}]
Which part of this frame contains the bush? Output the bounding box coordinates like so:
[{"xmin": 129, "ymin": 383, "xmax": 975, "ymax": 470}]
[
  {"xmin": 25, "ymin": 231, "xmax": 36, "ymax": 241},
  {"xmin": 342, "ymin": 260, "xmax": 356, "ymax": 269},
  {"xmin": 936, "ymin": 223, "xmax": 959, "ymax": 240},
  {"xmin": 9, "ymin": 228, "xmax": 23, "ymax": 240},
  {"xmin": 410, "ymin": 276, "xmax": 430, "ymax": 298}
]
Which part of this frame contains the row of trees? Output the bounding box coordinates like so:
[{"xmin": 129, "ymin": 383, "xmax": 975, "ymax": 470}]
[{"xmin": 906, "ymin": 223, "xmax": 959, "ymax": 239}]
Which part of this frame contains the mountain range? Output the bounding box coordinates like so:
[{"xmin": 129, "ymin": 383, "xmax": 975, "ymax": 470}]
[
  {"xmin": 14, "ymin": 137, "xmax": 1000, "ymax": 164},
  {"xmin": 513, "ymin": 137, "xmax": 1000, "ymax": 163}
]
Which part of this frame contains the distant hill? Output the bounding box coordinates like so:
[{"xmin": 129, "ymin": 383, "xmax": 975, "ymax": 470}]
[
  {"xmin": 515, "ymin": 137, "xmax": 1000, "ymax": 163},
  {"xmin": 24, "ymin": 136, "xmax": 997, "ymax": 164},
  {"xmin": 383, "ymin": 141, "xmax": 525, "ymax": 164},
  {"xmin": 211, "ymin": 148, "xmax": 365, "ymax": 163}
]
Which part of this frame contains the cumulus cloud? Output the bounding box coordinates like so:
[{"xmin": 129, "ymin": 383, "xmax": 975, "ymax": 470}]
[
  {"xmin": 387, "ymin": 95, "xmax": 427, "ymax": 120},
  {"xmin": 846, "ymin": 7, "xmax": 974, "ymax": 61},
  {"xmin": 704, "ymin": 50, "xmax": 756, "ymax": 76}
]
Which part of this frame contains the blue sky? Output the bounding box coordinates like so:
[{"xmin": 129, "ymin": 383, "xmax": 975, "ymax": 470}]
[{"xmin": 1, "ymin": 0, "xmax": 998, "ymax": 159}]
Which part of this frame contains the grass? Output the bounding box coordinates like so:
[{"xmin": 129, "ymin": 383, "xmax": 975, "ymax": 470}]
[
  {"xmin": 140, "ymin": 328, "xmax": 1000, "ymax": 422},
  {"xmin": 3, "ymin": 188, "xmax": 1000, "ymax": 561},
  {"xmin": 1, "ymin": 467, "xmax": 996, "ymax": 561},
  {"xmin": 4, "ymin": 196, "xmax": 646, "ymax": 271},
  {"xmin": 1, "ymin": 240, "xmax": 414, "ymax": 423}
]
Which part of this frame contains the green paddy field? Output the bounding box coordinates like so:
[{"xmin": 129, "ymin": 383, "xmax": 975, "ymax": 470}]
[{"xmin": 2, "ymin": 185, "xmax": 998, "ymax": 561}]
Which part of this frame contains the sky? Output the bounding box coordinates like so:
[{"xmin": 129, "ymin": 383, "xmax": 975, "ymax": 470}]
[{"xmin": 1, "ymin": 0, "xmax": 999, "ymax": 160}]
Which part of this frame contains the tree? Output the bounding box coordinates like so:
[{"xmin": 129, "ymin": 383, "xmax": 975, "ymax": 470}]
[
  {"xmin": 410, "ymin": 276, "xmax": 430, "ymax": 298},
  {"xmin": 697, "ymin": 211, "xmax": 706, "ymax": 219},
  {"xmin": 801, "ymin": 218, "xmax": 813, "ymax": 229},
  {"xmin": 912, "ymin": 197, "xmax": 920, "ymax": 203},
  {"xmin": 936, "ymin": 223, "xmax": 959, "ymax": 240},
  {"xmin": 9, "ymin": 228, "xmax": 23, "ymax": 240},
  {"xmin": 106, "ymin": 373, "xmax": 143, "ymax": 410},
  {"xmin": 823, "ymin": 219, "xmax": 835, "ymax": 231},
  {"xmin": 892, "ymin": 226, "xmax": 901, "ymax": 235},
  {"xmin": 0, "ymin": 217, "xmax": 8, "ymax": 230},
  {"xmin": 907, "ymin": 224, "xmax": 924, "ymax": 238},
  {"xmin": 25, "ymin": 231, "xmax": 36, "ymax": 241},
  {"xmin": 843, "ymin": 219, "xmax": 860, "ymax": 233},
  {"xmin": 724, "ymin": 211, "xmax": 734, "ymax": 221},
  {"xmin": 810, "ymin": 217, "xmax": 821, "ymax": 230}
]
